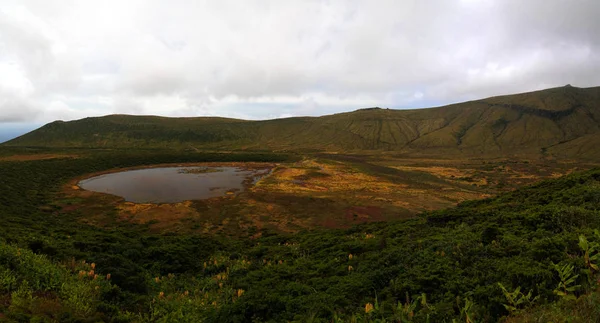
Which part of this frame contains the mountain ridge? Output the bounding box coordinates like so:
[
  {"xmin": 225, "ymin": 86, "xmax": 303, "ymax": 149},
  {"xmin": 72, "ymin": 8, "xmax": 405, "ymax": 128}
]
[{"xmin": 5, "ymin": 85, "xmax": 600, "ymax": 159}]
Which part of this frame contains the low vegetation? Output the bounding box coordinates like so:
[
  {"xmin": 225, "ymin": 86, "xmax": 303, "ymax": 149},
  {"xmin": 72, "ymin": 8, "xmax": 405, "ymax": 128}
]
[
  {"xmin": 1, "ymin": 148, "xmax": 600, "ymax": 321},
  {"xmin": 0, "ymin": 243, "xmax": 113, "ymax": 321}
]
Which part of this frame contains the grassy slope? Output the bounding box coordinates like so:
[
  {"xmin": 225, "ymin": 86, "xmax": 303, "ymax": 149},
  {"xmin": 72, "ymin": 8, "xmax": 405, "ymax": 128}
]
[{"xmin": 4, "ymin": 85, "xmax": 600, "ymax": 158}]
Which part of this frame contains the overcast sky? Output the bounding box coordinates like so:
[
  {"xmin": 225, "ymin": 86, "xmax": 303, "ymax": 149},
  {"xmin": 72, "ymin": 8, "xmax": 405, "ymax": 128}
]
[{"xmin": 1, "ymin": 0, "xmax": 600, "ymax": 140}]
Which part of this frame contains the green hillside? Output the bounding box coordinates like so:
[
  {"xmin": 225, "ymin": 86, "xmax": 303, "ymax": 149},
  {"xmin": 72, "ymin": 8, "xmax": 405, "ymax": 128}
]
[{"xmin": 4, "ymin": 85, "xmax": 600, "ymax": 158}]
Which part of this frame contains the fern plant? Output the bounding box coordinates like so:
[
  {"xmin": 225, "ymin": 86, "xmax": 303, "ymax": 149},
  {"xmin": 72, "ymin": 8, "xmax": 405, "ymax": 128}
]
[
  {"xmin": 552, "ymin": 262, "xmax": 580, "ymax": 300},
  {"xmin": 452, "ymin": 297, "xmax": 476, "ymax": 323},
  {"xmin": 391, "ymin": 292, "xmax": 428, "ymax": 322},
  {"xmin": 579, "ymin": 233, "xmax": 600, "ymax": 272},
  {"xmin": 497, "ymin": 283, "xmax": 539, "ymax": 315}
]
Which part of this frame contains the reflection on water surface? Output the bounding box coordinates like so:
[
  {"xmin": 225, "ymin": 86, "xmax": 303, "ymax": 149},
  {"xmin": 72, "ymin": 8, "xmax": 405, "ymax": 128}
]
[{"xmin": 79, "ymin": 166, "xmax": 268, "ymax": 203}]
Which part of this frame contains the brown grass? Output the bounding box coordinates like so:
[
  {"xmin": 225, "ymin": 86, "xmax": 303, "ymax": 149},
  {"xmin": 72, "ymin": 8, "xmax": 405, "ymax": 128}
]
[
  {"xmin": 117, "ymin": 201, "xmax": 200, "ymax": 229},
  {"xmin": 54, "ymin": 157, "xmax": 588, "ymax": 236}
]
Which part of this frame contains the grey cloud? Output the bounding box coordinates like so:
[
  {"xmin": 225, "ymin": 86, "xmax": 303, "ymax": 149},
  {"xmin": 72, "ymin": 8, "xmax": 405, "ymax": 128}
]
[
  {"xmin": 499, "ymin": 0, "xmax": 600, "ymax": 46},
  {"xmin": 0, "ymin": 95, "xmax": 40, "ymax": 122}
]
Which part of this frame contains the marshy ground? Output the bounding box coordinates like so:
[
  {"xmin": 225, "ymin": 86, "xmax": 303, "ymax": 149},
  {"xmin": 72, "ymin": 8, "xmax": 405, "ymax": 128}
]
[{"xmin": 54, "ymin": 154, "xmax": 587, "ymax": 237}]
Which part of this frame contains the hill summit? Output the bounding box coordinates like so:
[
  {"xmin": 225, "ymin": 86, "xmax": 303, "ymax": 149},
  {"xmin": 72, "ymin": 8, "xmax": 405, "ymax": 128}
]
[{"xmin": 4, "ymin": 85, "xmax": 600, "ymax": 159}]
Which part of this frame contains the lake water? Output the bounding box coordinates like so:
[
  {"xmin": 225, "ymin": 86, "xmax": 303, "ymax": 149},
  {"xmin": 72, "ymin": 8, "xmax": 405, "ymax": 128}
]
[{"xmin": 78, "ymin": 166, "xmax": 269, "ymax": 203}]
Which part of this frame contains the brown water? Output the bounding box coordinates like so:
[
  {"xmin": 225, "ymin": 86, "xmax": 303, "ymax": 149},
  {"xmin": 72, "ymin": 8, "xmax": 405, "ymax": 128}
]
[{"xmin": 78, "ymin": 166, "xmax": 269, "ymax": 203}]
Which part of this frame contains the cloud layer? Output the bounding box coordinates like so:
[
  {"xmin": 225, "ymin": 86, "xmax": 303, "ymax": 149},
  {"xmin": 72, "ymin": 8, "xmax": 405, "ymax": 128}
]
[{"xmin": 1, "ymin": 0, "xmax": 599, "ymax": 124}]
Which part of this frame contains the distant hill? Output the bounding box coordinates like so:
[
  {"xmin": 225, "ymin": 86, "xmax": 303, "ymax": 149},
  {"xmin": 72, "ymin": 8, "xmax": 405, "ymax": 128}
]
[{"xmin": 4, "ymin": 85, "xmax": 600, "ymax": 159}]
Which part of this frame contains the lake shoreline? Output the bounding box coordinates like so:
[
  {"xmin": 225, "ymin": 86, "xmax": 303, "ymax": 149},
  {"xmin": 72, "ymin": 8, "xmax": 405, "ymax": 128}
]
[{"xmin": 77, "ymin": 164, "xmax": 276, "ymax": 204}]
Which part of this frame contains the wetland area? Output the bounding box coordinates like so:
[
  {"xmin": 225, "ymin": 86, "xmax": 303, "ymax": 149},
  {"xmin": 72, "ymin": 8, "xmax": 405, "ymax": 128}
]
[
  {"xmin": 78, "ymin": 166, "xmax": 271, "ymax": 203},
  {"xmin": 59, "ymin": 155, "xmax": 582, "ymax": 236}
]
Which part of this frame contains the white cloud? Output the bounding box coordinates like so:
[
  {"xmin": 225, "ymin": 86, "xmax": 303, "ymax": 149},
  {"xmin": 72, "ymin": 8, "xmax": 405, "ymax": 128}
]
[
  {"xmin": 0, "ymin": 0, "xmax": 598, "ymax": 125},
  {"xmin": 0, "ymin": 62, "xmax": 33, "ymax": 96}
]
